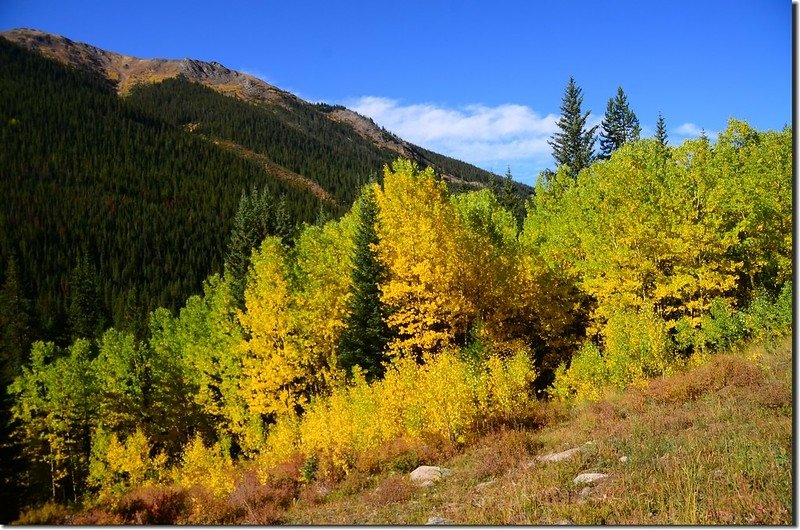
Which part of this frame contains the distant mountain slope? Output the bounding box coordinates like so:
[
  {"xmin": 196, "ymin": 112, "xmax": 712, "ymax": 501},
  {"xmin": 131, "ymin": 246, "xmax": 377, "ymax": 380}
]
[
  {"xmin": 1, "ymin": 28, "xmax": 530, "ymax": 195},
  {"xmin": 0, "ymin": 30, "xmax": 529, "ymax": 345},
  {"xmin": 0, "ymin": 36, "xmax": 323, "ymax": 340}
]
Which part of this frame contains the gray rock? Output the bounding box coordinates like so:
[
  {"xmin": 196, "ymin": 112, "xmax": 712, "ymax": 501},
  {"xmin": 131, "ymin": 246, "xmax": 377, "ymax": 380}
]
[
  {"xmin": 555, "ymin": 520, "xmax": 574, "ymax": 525},
  {"xmin": 619, "ymin": 455, "xmax": 629, "ymax": 464},
  {"xmin": 573, "ymin": 472, "xmax": 609, "ymax": 485},
  {"xmin": 426, "ymin": 516, "xmax": 454, "ymax": 525},
  {"xmin": 410, "ymin": 466, "xmax": 453, "ymax": 487},
  {"xmin": 535, "ymin": 447, "xmax": 582, "ymax": 464}
]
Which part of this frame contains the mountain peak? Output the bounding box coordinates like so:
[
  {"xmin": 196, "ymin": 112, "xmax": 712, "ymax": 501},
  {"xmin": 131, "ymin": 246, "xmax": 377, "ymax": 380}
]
[{"xmin": 0, "ymin": 27, "xmax": 289, "ymax": 103}]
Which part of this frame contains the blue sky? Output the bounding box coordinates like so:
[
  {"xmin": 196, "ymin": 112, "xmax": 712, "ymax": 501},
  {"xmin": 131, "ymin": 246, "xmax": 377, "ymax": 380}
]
[{"xmin": 1, "ymin": 0, "xmax": 791, "ymax": 184}]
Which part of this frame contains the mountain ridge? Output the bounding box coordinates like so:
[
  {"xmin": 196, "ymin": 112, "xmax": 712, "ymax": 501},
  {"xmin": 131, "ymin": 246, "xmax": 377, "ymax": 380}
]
[{"xmin": 1, "ymin": 27, "xmax": 522, "ymax": 192}]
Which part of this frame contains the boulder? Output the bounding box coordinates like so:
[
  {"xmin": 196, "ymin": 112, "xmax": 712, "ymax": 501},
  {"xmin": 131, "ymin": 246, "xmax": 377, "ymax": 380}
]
[
  {"xmin": 410, "ymin": 466, "xmax": 453, "ymax": 487},
  {"xmin": 536, "ymin": 447, "xmax": 582, "ymax": 464}
]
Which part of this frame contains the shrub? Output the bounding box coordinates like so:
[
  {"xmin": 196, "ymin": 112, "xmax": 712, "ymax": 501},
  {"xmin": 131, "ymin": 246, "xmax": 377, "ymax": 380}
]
[
  {"xmin": 227, "ymin": 469, "xmax": 298, "ymax": 524},
  {"xmin": 261, "ymin": 347, "xmax": 537, "ymax": 477},
  {"xmin": 744, "ymin": 282, "xmax": 792, "ymax": 342},
  {"xmin": 88, "ymin": 427, "xmax": 167, "ymax": 498},
  {"xmin": 695, "ymin": 298, "xmax": 747, "ymax": 353},
  {"xmin": 552, "ymin": 307, "xmax": 672, "ymax": 401},
  {"xmin": 14, "ymin": 502, "xmax": 72, "ymax": 525},
  {"xmin": 173, "ymin": 433, "xmax": 235, "ymax": 498}
]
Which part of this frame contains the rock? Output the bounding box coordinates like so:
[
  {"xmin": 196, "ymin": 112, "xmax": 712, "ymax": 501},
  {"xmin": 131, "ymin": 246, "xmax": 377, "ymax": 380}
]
[
  {"xmin": 578, "ymin": 486, "xmax": 594, "ymax": 498},
  {"xmin": 426, "ymin": 516, "xmax": 453, "ymax": 525},
  {"xmin": 619, "ymin": 455, "xmax": 629, "ymax": 464},
  {"xmin": 555, "ymin": 519, "xmax": 574, "ymax": 525},
  {"xmin": 573, "ymin": 472, "xmax": 609, "ymax": 485},
  {"xmin": 535, "ymin": 447, "xmax": 582, "ymax": 464},
  {"xmin": 410, "ymin": 466, "xmax": 452, "ymax": 487}
]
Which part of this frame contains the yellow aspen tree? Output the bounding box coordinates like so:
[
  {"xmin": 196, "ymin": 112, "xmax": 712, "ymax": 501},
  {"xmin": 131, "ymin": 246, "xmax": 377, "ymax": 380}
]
[
  {"xmin": 373, "ymin": 160, "xmax": 473, "ymax": 357},
  {"xmin": 238, "ymin": 236, "xmax": 308, "ymax": 417},
  {"xmin": 291, "ymin": 211, "xmax": 357, "ymax": 392}
]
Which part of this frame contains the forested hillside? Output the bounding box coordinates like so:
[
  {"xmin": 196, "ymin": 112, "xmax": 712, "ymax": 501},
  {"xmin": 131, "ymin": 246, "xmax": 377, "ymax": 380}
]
[
  {"xmin": 0, "ymin": 35, "xmax": 509, "ymax": 346},
  {"xmin": 0, "ymin": 37, "xmax": 324, "ymax": 343},
  {"xmin": 4, "ymin": 113, "xmax": 791, "ymax": 523}
]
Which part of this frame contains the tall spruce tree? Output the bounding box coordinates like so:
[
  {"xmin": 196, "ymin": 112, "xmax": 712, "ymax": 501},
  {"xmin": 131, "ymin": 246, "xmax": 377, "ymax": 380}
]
[
  {"xmin": 67, "ymin": 252, "xmax": 106, "ymax": 341},
  {"xmin": 548, "ymin": 77, "xmax": 598, "ymax": 178},
  {"xmin": 0, "ymin": 255, "xmax": 33, "ymax": 384},
  {"xmin": 224, "ymin": 187, "xmax": 278, "ymax": 309},
  {"xmin": 598, "ymin": 87, "xmax": 641, "ymax": 159},
  {"xmin": 338, "ymin": 185, "xmax": 392, "ymax": 382},
  {"xmin": 655, "ymin": 111, "xmax": 668, "ymax": 148}
]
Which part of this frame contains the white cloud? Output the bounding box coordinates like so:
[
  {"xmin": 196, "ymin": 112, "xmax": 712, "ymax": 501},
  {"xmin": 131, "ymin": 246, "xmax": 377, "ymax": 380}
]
[
  {"xmin": 345, "ymin": 96, "xmax": 569, "ymax": 184},
  {"xmin": 674, "ymin": 122, "xmax": 705, "ymax": 137}
]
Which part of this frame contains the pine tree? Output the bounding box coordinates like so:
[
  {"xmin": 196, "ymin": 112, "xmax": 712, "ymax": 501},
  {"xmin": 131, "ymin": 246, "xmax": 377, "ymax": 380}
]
[
  {"xmin": 0, "ymin": 255, "xmax": 33, "ymax": 522},
  {"xmin": 598, "ymin": 87, "xmax": 641, "ymax": 159},
  {"xmin": 548, "ymin": 77, "xmax": 598, "ymax": 178},
  {"xmin": 0, "ymin": 255, "xmax": 33, "ymax": 385},
  {"xmin": 655, "ymin": 112, "xmax": 668, "ymax": 148},
  {"xmin": 224, "ymin": 187, "xmax": 276, "ymax": 309},
  {"xmin": 338, "ymin": 185, "xmax": 392, "ymax": 381},
  {"xmin": 67, "ymin": 252, "xmax": 106, "ymax": 341}
]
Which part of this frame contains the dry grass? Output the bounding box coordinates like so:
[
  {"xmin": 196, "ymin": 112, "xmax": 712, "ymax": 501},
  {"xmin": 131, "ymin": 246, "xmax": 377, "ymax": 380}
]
[{"xmin": 283, "ymin": 337, "xmax": 792, "ymax": 525}]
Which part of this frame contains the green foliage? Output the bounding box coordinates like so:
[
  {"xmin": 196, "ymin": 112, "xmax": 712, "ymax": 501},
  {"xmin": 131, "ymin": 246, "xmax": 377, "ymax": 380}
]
[
  {"xmin": 548, "ymin": 77, "xmax": 598, "ymax": 178},
  {"xmin": 148, "ymin": 275, "xmax": 249, "ymax": 453},
  {"xmin": 552, "ymin": 307, "xmax": 672, "ymax": 401},
  {"xmin": 599, "ymin": 86, "xmax": 641, "ymax": 159},
  {"xmin": 224, "ymin": 187, "xmax": 292, "ymax": 309},
  {"xmin": 67, "ymin": 252, "xmax": 106, "ymax": 341},
  {"xmin": 8, "ymin": 340, "xmax": 97, "ymax": 503},
  {"xmin": 338, "ymin": 185, "xmax": 393, "ymax": 381},
  {"xmin": 696, "ymin": 299, "xmax": 747, "ymax": 354},
  {"xmin": 743, "ymin": 281, "xmax": 792, "ymax": 343}
]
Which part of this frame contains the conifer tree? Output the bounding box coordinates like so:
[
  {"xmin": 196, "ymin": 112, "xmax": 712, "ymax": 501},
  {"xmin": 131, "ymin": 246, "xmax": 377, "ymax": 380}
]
[
  {"xmin": 655, "ymin": 111, "xmax": 668, "ymax": 148},
  {"xmin": 224, "ymin": 187, "xmax": 276, "ymax": 309},
  {"xmin": 548, "ymin": 77, "xmax": 598, "ymax": 178},
  {"xmin": 67, "ymin": 252, "xmax": 106, "ymax": 341},
  {"xmin": 338, "ymin": 185, "xmax": 392, "ymax": 381},
  {"xmin": 0, "ymin": 255, "xmax": 32, "ymax": 522},
  {"xmin": 598, "ymin": 87, "xmax": 641, "ymax": 159},
  {"xmin": 0, "ymin": 255, "xmax": 33, "ymax": 384}
]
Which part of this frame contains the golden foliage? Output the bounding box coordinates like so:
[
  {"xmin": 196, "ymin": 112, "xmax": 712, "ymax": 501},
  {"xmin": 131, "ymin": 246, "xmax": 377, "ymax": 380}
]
[
  {"xmin": 374, "ymin": 160, "xmax": 473, "ymax": 356},
  {"xmin": 260, "ymin": 347, "xmax": 536, "ymax": 478}
]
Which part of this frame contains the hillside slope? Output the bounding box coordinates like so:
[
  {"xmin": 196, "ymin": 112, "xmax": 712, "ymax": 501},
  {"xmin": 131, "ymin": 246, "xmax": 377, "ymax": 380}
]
[
  {"xmin": 17, "ymin": 337, "xmax": 789, "ymax": 525},
  {"xmin": 1, "ymin": 28, "xmax": 528, "ymax": 194},
  {"xmin": 0, "ymin": 30, "xmax": 528, "ymax": 342},
  {"xmin": 283, "ymin": 338, "xmax": 792, "ymax": 525}
]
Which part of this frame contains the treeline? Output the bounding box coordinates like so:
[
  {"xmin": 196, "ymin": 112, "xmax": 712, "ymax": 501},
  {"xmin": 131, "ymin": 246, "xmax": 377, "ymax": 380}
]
[{"xmin": 6, "ymin": 116, "xmax": 791, "ymax": 520}]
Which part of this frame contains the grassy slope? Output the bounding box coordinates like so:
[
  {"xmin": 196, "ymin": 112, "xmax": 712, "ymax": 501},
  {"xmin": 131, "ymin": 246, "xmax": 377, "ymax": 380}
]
[
  {"xmin": 18, "ymin": 337, "xmax": 791, "ymax": 525},
  {"xmin": 285, "ymin": 337, "xmax": 792, "ymax": 525}
]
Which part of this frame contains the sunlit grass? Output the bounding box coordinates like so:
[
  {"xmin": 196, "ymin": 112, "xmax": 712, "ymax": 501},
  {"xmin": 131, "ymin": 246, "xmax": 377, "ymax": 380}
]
[{"xmin": 284, "ymin": 337, "xmax": 792, "ymax": 525}]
